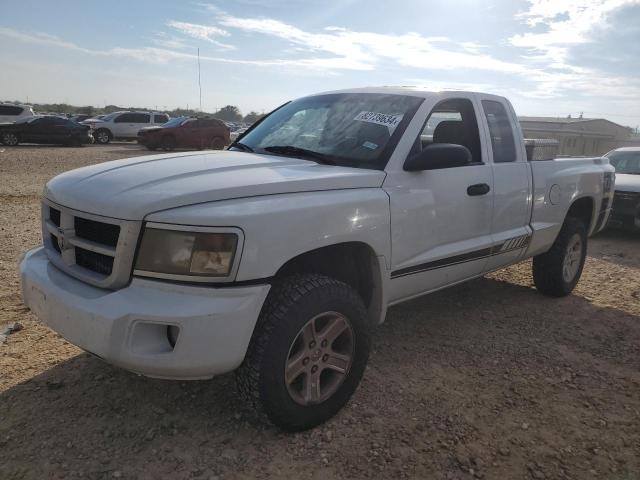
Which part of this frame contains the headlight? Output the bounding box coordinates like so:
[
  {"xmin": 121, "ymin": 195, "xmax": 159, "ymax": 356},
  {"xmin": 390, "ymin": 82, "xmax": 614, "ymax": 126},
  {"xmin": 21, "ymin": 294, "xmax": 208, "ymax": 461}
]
[{"xmin": 134, "ymin": 224, "xmax": 241, "ymax": 281}]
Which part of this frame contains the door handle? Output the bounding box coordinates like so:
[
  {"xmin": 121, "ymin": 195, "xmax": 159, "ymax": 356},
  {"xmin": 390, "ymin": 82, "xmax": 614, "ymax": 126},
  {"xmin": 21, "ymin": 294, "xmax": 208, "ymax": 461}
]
[{"xmin": 467, "ymin": 183, "xmax": 491, "ymax": 196}]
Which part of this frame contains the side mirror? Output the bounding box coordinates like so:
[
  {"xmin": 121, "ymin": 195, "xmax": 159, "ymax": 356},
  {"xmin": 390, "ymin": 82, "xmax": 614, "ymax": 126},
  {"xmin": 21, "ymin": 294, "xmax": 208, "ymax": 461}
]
[{"xmin": 403, "ymin": 143, "xmax": 473, "ymax": 171}]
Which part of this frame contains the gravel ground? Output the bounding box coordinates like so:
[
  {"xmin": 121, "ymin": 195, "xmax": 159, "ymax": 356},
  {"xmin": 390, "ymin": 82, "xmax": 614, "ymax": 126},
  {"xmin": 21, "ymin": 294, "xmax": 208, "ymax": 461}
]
[{"xmin": 1, "ymin": 145, "xmax": 639, "ymax": 480}]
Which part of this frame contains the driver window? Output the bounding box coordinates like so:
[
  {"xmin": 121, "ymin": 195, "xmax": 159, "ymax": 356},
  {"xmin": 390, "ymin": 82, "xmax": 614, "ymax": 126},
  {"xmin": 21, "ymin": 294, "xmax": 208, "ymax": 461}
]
[{"xmin": 412, "ymin": 98, "xmax": 482, "ymax": 164}]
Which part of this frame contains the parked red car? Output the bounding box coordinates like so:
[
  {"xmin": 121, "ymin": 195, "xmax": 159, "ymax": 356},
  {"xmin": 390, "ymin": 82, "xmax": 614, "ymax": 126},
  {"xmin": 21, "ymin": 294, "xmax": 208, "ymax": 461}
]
[{"xmin": 137, "ymin": 116, "xmax": 230, "ymax": 151}]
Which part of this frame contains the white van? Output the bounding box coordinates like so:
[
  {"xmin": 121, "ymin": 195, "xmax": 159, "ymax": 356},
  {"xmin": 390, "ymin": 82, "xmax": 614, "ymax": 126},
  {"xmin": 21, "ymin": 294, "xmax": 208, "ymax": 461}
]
[{"xmin": 83, "ymin": 111, "xmax": 170, "ymax": 144}]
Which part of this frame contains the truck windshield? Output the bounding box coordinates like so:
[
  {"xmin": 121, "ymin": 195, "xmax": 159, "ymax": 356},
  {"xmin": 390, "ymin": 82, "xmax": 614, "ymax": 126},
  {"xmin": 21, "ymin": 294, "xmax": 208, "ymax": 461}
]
[
  {"xmin": 236, "ymin": 93, "xmax": 424, "ymax": 170},
  {"xmin": 606, "ymin": 151, "xmax": 640, "ymax": 174}
]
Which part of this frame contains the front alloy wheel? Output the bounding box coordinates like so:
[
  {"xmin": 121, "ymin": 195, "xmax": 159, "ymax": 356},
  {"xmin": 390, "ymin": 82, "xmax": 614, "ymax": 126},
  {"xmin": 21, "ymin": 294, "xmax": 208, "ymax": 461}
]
[
  {"xmin": 236, "ymin": 273, "xmax": 370, "ymax": 431},
  {"xmin": 285, "ymin": 311, "xmax": 354, "ymax": 406},
  {"xmin": 94, "ymin": 129, "xmax": 111, "ymax": 144},
  {"xmin": 2, "ymin": 132, "xmax": 19, "ymax": 146}
]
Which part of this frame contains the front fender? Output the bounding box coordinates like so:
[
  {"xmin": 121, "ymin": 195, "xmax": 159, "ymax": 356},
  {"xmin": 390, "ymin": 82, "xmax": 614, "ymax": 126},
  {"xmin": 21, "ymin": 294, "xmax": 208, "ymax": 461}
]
[{"xmin": 145, "ymin": 188, "xmax": 391, "ymax": 282}]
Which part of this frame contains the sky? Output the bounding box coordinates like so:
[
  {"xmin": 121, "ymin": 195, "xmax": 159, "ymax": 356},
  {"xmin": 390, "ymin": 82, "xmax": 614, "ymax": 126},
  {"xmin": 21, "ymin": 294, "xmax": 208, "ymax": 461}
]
[{"xmin": 1, "ymin": 0, "xmax": 639, "ymax": 127}]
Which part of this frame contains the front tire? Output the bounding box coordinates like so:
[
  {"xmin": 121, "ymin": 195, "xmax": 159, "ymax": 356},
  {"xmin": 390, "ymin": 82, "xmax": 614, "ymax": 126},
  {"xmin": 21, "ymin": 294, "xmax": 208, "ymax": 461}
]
[
  {"xmin": 94, "ymin": 128, "xmax": 111, "ymax": 144},
  {"xmin": 236, "ymin": 273, "xmax": 371, "ymax": 431},
  {"xmin": 1, "ymin": 132, "xmax": 19, "ymax": 146},
  {"xmin": 532, "ymin": 217, "xmax": 587, "ymax": 297}
]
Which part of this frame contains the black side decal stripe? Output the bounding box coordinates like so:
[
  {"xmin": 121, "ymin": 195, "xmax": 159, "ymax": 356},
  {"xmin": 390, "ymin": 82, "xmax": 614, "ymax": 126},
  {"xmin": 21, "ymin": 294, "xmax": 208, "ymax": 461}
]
[{"xmin": 391, "ymin": 234, "xmax": 531, "ymax": 279}]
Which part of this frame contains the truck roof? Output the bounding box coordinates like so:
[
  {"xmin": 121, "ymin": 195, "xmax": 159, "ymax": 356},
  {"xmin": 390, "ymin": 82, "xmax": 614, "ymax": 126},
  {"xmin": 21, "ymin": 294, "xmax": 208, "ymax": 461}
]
[
  {"xmin": 312, "ymin": 86, "xmax": 502, "ymax": 99},
  {"xmin": 611, "ymin": 146, "xmax": 640, "ymax": 152}
]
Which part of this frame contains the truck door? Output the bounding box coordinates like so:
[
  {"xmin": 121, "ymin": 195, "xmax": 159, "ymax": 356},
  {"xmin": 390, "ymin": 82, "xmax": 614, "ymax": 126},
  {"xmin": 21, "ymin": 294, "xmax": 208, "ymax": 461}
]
[
  {"xmin": 384, "ymin": 95, "xmax": 494, "ymax": 303},
  {"xmin": 478, "ymin": 96, "xmax": 532, "ymax": 271}
]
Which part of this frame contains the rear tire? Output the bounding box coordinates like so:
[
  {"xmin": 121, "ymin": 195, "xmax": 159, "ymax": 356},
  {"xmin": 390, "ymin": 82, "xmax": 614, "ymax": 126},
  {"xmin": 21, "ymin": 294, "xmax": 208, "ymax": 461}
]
[
  {"xmin": 236, "ymin": 273, "xmax": 371, "ymax": 431},
  {"xmin": 209, "ymin": 137, "xmax": 225, "ymax": 150},
  {"xmin": 161, "ymin": 135, "xmax": 176, "ymax": 151},
  {"xmin": 94, "ymin": 128, "xmax": 111, "ymax": 144},
  {"xmin": 532, "ymin": 217, "xmax": 587, "ymax": 297},
  {"xmin": 1, "ymin": 132, "xmax": 19, "ymax": 146}
]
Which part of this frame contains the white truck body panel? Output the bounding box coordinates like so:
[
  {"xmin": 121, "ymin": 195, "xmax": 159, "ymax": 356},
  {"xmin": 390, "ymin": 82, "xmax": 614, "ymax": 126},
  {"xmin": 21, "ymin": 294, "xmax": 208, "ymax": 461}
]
[
  {"xmin": 20, "ymin": 87, "xmax": 614, "ymax": 379},
  {"xmin": 44, "ymin": 151, "xmax": 386, "ymax": 220}
]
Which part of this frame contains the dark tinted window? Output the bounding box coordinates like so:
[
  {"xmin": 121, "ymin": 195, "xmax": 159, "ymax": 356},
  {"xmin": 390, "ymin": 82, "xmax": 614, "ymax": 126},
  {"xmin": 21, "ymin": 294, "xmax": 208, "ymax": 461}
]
[
  {"xmin": 482, "ymin": 100, "xmax": 517, "ymax": 163},
  {"xmin": 130, "ymin": 113, "xmax": 150, "ymax": 123},
  {"xmin": 0, "ymin": 105, "xmax": 24, "ymax": 115},
  {"xmin": 154, "ymin": 114, "xmax": 169, "ymax": 124},
  {"xmin": 51, "ymin": 117, "xmax": 70, "ymax": 126},
  {"xmin": 114, "ymin": 113, "xmax": 136, "ymax": 123},
  {"xmin": 200, "ymin": 119, "xmax": 223, "ymax": 128}
]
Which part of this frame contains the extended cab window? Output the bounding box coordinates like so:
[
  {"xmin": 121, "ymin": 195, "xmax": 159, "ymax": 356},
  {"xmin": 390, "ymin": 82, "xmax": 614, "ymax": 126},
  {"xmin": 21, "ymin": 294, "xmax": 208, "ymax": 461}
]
[
  {"xmin": 154, "ymin": 114, "xmax": 169, "ymax": 124},
  {"xmin": 412, "ymin": 98, "xmax": 482, "ymax": 164},
  {"xmin": 482, "ymin": 100, "xmax": 517, "ymax": 163}
]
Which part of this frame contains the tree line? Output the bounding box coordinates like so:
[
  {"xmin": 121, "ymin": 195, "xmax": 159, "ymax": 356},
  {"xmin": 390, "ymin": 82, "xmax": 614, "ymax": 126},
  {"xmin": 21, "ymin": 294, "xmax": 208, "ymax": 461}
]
[{"xmin": 1, "ymin": 101, "xmax": 263, "ymax": 123}]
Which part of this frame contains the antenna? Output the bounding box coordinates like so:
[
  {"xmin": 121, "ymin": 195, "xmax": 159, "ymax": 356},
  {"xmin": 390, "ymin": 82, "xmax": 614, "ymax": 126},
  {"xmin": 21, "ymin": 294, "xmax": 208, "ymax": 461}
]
[{"xmin": 197, "ymin": 48, "xmax": 202, "ymax": 112}]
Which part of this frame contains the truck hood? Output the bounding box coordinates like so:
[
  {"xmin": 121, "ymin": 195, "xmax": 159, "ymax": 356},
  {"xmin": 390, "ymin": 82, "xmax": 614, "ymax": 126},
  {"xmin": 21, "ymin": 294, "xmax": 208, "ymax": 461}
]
[
  {"xmin": 44, "ymin": 151, "xmax": 386, "ymax": 220},
  {"xmin": 615, "ymin": 173, "xmax": 640, "ymax": 193}
]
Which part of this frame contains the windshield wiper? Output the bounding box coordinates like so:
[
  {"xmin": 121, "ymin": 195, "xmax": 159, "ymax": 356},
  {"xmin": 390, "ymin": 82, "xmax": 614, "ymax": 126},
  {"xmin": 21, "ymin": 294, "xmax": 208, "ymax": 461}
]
[
  {"xmin": 263, "ymin": 145, "xmax": 336, "ymax": 165},
  {"xmin": 229, "ymin": 141, "xmax": 254, "ymax": 153}
]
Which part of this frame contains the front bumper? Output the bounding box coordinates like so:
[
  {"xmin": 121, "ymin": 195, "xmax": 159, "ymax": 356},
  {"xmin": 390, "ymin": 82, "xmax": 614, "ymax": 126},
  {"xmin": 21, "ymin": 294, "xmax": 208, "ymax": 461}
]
[
  {"xmin": 20, "ymin": 247, "xmax": 270, "ymax": 380},
  {"xmin": 608, "ymin": 191, "xmax": 640, "ymax": 230}
]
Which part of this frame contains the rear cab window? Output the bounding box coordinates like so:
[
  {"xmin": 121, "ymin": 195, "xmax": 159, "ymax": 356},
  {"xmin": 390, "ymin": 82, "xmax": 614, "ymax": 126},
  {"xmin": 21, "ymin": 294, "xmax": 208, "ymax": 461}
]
[{"xmin": 481, "ymin": 100, "xmax": 517, "ymax": 163}]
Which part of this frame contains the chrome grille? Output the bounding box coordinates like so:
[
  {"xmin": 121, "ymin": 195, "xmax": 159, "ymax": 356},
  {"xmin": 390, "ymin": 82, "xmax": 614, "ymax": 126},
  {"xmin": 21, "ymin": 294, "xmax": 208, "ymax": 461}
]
[{"xmin": 42, "ymin": 200, "xmax": 141, "ymax": 289}]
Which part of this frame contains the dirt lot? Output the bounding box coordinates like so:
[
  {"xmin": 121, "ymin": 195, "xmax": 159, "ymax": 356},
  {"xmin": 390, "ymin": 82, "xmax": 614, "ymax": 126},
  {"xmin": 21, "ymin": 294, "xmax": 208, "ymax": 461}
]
[{"xmin": 1, "ymin": 145, "xmax": 639, "ymax": 480}]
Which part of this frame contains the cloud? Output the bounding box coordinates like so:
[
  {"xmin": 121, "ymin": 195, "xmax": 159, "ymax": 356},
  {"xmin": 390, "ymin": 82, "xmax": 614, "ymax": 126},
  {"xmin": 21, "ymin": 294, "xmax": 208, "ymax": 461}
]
[
  {"xmin": 0, "ymin": 26, "xmax": 349, "ymax": 70},
  {"xmin": 166, "ymin": 20, "xmax": 235, "ymax": 50},
  {"xmin": 217, "ymin": 14, "xmax": 527, "ymax": 74},
  {"xmin": 151, "ymin": 32, "xmax": 189, "ymax": 50},
  {"xmin": 510, "ymin": 0, "xmax": 640, "ymax": 65},
  {"xmin": 506, "ymin": 1, "xmax": 640, "ymax": 99},
  {"xmin": 0, "ymin": 27, "xmax": 187, "ymax": 64}
]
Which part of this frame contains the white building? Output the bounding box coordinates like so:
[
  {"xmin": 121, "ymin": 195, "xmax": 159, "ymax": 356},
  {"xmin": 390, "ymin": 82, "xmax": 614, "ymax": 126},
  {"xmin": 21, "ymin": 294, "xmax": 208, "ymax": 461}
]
[{"xmin": 519, "ymin": 116, "xmax": 640, "ymax": 156}]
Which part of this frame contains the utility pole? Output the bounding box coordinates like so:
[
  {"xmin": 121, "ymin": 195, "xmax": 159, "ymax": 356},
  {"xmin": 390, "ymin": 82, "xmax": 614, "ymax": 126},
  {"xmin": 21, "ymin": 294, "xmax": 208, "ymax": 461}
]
[{"xmin": 197, "ymin": 48, "xmax": 202, "ymax": 112}]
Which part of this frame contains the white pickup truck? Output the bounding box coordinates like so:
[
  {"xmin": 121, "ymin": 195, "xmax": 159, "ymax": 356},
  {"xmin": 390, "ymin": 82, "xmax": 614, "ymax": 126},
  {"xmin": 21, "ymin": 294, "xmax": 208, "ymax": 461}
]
[{"xmin": 20, "ymin": 87, "xmax": 614, "ymax": 431}]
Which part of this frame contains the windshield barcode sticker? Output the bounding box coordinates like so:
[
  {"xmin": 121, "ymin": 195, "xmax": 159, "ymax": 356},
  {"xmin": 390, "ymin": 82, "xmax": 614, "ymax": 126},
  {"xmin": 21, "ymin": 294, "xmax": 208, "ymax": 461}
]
[{"xmin": 354, "ymin": 111, "xmax": 403, "ymax": 130}]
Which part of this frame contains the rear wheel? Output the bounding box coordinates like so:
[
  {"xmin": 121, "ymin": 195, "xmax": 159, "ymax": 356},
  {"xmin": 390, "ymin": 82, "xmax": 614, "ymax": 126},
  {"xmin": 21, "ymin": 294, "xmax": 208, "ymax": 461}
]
[
  {"xmin": 532, "ymin": 217, "xmax": 587, "ymax": 297},
  {"xmin": 209, "ymin": 137, "xmax": 225, "ymax": 150},
  {"xmin": 236, "ymin": 273, "xmax": 371, "ymax": 431},
  {"xmin": 161, "ymin": 135, "xmax": 176, "ymax": 151},
  {"xmin": 94, "ymin": 128, "xmax": 111, "ymax": 144},
  {"xmin": 1, "ymin": 132, "xmax": 19, "ymax": 146}
]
